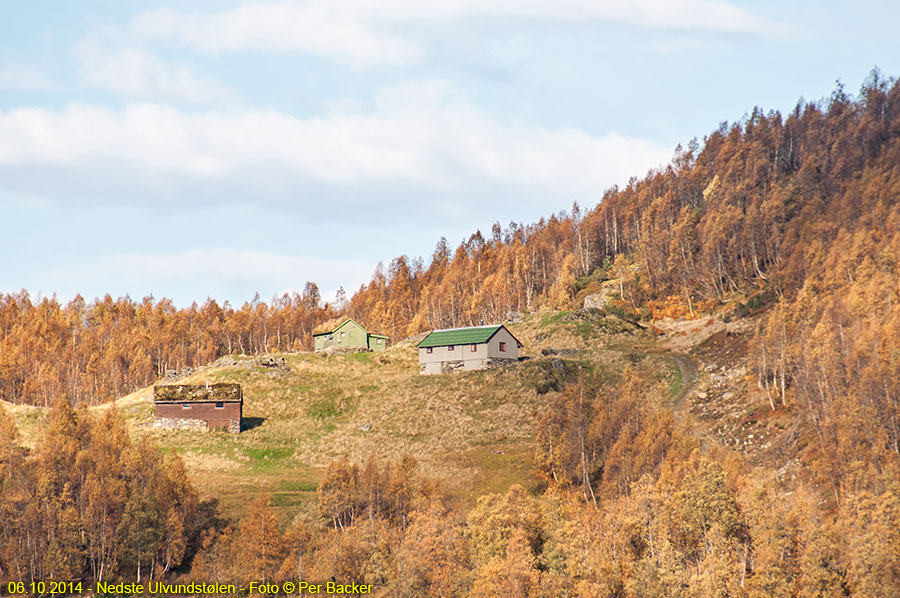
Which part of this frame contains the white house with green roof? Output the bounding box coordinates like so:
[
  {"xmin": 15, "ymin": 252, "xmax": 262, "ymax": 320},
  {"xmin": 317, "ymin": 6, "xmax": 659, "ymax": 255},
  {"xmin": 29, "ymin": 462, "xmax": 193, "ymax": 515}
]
[{"xmin": 416, "ymin": 324, "xmax": 522, "ymax": 374}]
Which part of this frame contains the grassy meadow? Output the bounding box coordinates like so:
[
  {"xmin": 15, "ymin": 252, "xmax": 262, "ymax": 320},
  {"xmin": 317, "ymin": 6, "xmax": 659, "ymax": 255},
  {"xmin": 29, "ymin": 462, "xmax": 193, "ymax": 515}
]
[{"xmin": 5, "ymin": 310, "xmax": 670, "ymax": 524}]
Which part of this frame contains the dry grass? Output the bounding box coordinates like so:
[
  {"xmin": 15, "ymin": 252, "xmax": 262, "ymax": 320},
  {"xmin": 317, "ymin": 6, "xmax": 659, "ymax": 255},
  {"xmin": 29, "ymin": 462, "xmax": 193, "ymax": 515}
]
[
  {"xmin": 2, "ymin": 311, "xmax": 655, "ymax": 523},
  {"xmin": 153, "ymin": 344, "xmax": 555, "ymax": 518},
  {"xmin": 0, "ymin": 399, "xmax": 46, "ymax": 447}
]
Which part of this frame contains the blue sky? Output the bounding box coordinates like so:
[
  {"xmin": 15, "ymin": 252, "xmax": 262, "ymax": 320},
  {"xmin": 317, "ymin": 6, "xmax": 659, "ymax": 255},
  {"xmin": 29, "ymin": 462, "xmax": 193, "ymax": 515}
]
[{"xmin": 2, "ymin": 1, "xmax": 898, "ymax": 306}]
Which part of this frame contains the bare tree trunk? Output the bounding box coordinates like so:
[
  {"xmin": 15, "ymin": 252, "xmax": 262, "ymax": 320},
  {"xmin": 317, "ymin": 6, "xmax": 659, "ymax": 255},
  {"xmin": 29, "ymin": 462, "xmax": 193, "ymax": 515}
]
[{"xmin": 685, "ymin": 287, "xmax": 695, "ymax": 319}]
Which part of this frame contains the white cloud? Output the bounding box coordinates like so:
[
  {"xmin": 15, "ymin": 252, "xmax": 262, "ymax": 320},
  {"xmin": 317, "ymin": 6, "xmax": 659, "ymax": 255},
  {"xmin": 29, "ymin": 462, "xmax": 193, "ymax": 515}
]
[
  {"xmin": 0, "ymin": 63, "xmax": 56, "ymax": 91},
  {"xmin": 132, "ymin": 3, "xmax": 422, "ymax": 68},
  {"xmin": 76, "ymin": 43, "xmax": 239, "ymax": 104},
  {"xmin": 0, "ymin": 81, "xmax": 671, "ymax": 199},
  {"xmin": 367, "ymin": 0, "xmax": 786, "ymax": 34},
  {"xmin": 41, "ymin": 250, "xmax": 375, "ymax": 306},
  {"xmin": 132, "ymin": 0, "xmax": 788, "ymax": 66}
]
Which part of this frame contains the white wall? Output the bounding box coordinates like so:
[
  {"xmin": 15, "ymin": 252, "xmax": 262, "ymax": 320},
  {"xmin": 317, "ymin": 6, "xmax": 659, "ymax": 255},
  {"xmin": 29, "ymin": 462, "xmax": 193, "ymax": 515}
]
[
  {"xmin": 486, "ymin": 327, "xmax": 520, "ymax": 360},
  {"xmin": 419, "ymin": 341, "xmax": 486, "ymax": 364}
]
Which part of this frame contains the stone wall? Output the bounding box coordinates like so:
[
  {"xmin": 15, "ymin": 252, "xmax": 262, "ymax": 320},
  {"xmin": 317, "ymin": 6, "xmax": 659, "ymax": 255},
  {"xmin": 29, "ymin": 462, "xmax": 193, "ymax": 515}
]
[
  {"xmin": 154, "ymin": 417, "xmax": 207, "ymax": 432},
  {"xmin": 441, "ymin": 360, "xmax": 465, "ymax": 373},
  {"xmin": 153, "ymin": 416, "xmax": 242, "ymax": 433},
  {"xmin": 418, "ymin": 357, "xmax": 516, "ymax": 374}
]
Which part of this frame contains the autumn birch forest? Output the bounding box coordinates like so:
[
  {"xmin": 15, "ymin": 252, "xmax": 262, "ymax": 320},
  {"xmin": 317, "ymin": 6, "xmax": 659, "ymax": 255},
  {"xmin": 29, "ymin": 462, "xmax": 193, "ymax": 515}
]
[{"xmin": 3, "ymin": 71, "xmax": 900, "ymax": 596}]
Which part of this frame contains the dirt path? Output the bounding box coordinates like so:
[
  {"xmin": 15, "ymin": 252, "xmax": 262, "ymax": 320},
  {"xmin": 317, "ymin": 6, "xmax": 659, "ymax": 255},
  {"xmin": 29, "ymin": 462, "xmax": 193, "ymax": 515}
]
[{"xmin": 669, "ymin": 353, "xmax": 699, "ymax": 406}]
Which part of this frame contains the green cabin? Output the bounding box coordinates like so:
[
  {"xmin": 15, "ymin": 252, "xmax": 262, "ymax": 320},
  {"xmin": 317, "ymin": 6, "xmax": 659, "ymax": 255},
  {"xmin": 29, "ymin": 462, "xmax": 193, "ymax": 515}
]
[{"xmin": 313, "ymin": 317, "xmax": 388, "ymax": 352}]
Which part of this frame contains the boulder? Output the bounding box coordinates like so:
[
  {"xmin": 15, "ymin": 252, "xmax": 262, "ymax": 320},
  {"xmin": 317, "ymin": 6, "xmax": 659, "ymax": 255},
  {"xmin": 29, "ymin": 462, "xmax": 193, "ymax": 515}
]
[
  {"xmin": 541, "ymin": 347, "xmax": 577, "ymax": 356},
  {"xmin": 255, "ymin": 356, "xmax": 287, "ymax": 369},
  {"xmin": 583, "ymin": 294, "xmax": 607, "ymax": 309},
  {"xmin": 531, "ymin": 357, "xmax": 577, "ymax": 394},
  {"xmin": 583, "ymin": 279, "xmax": 622, "ymax": 309}
]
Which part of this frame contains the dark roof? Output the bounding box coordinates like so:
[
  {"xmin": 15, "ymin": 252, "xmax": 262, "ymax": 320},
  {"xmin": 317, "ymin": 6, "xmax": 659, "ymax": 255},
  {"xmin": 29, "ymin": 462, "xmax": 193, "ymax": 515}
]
[
  {"xmin": 417, "ymin": 324, "xmax": 518, "ymax": 348},
  {"xmin": 153, "ymin": 383, "xmax": 242, "ymax": 403}
]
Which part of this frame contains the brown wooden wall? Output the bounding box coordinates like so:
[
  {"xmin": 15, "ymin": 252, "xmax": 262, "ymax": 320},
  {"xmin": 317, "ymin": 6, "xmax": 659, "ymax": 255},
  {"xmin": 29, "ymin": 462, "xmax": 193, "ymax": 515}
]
[{"xmin": 155, "ymin": 401, "xmax": 242, "ymax": 430}]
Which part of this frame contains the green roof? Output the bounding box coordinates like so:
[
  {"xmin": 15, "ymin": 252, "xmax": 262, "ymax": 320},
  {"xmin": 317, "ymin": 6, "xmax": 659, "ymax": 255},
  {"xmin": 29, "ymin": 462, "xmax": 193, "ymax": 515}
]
[{"xmin": 417, "ymin": 325, "xmax": 504, "ymax": 348}]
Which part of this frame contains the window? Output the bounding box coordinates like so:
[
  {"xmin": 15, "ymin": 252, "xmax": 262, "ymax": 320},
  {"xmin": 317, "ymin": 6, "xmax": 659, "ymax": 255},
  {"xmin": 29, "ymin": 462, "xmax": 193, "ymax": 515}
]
[
  {"xmin": 328, "ymin": 334, "xmax": 334, "ymax": 340},
  {"xmin": 182, "ymin": 403, "xmax": 190, "ymax": 409},
  {"xmin": 499, "ymin": 342, "xmax": 506, "ymax": 352},
  {"xmin": 471, "ymin": 344, "xmax": 477, "ymax": 352},
  {"xmin": 341, "ymin": 331, "xmax": 345, "ymax": 336},
  {"xmin": 448, "ymin": 345, "xmax": 455, "ymax": 351},
  {"xmin": 378, "ymin": 339, "xmax": 383, "ymax": 343},
  {"xmin": 426, "ymin": 347, "xmax": 433, "ymax": 354},
  {"xmin": 215, "ymin": 402, "xmax": 224, "ymax": 409}
]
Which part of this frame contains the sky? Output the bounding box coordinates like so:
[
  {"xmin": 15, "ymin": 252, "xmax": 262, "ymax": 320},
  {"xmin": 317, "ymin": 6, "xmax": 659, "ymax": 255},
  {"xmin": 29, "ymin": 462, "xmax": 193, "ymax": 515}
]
[{"xmin": 2, "ymin": 1, "xmax": 899, "ymax": 307}]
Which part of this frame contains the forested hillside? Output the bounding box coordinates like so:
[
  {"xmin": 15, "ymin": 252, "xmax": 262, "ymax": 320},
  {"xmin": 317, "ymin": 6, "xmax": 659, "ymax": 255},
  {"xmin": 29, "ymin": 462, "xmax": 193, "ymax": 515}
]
[
  {"xmin": 2, "ymin": 71, "xmax": 900, "ymax": 596},
  {"xmin": 3, "ymin": 73, "xmax": 898, "ymax": 412}
]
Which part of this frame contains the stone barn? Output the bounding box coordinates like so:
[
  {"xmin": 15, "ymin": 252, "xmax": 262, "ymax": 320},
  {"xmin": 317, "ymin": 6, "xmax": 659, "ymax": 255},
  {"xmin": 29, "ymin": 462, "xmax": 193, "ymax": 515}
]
[
  {"xmin": 417, "ymin": 324, "xmax": 522, "ymax": 374},
  {"xmin": 154, "ymin": 383, "xmax": 242, "ymax": 433}
]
